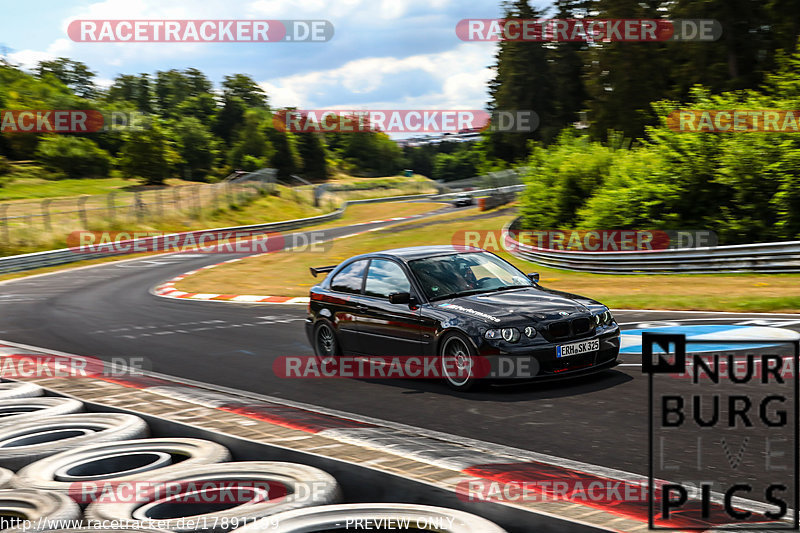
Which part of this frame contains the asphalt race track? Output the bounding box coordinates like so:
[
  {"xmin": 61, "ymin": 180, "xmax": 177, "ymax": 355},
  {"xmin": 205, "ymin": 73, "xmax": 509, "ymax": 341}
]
[{"xmin": 1, "ymin": 206, "xmax": 798, "ymax": 502}]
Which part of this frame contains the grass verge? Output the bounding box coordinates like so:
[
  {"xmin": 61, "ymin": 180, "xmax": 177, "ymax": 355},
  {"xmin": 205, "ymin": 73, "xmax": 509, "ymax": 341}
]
[
  {"xmin": 175, "ymin": 208, "xmax": 800, "ymax": 313},
  {"xmin": 0, "ymin": 201, "xmax": 446, "ymax": 284}
]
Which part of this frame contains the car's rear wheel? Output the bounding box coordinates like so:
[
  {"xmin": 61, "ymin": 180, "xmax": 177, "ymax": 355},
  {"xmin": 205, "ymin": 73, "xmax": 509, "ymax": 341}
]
[
  {"xmin": 440, "ymin": 333, "xmax": 481, "ymax": 392},
  {"xmin": 313, "ymin": 321, "xmax": 340, "ymax": 360}
]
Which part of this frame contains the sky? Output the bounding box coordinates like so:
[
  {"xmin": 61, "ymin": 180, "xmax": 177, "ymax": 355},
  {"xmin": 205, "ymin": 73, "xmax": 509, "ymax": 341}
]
[{"xmin": 0, "ymin": 0, "xmax": 553, "ymax": 113}]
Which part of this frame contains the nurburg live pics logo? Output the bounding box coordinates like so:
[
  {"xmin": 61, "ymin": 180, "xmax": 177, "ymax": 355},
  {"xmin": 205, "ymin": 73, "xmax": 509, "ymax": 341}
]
[{"xmin": 644, "ymin": 332, "xmax": 799, "ymax": 530}]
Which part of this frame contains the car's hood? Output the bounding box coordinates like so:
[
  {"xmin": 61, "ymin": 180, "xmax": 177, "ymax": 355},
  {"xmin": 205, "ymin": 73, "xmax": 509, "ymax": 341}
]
[{"xmin": 435, "ymin": 287, "xmax": 600, "ymax": 324}]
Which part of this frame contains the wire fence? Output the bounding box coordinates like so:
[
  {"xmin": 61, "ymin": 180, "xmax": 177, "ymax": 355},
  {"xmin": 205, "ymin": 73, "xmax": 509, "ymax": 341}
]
[{"xmin": 0, "ymin": 176, "xmax": 286, "ymax": 254}]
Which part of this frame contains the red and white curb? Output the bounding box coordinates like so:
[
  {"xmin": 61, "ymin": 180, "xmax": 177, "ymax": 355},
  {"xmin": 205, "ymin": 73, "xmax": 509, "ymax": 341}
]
[
  {"xmin": 152, "ymin": 259, "xmax": 310, "ymax": 304},
  {"xmin": 151, "ymin": 214, "xmax": 425, "ymax": 305}
]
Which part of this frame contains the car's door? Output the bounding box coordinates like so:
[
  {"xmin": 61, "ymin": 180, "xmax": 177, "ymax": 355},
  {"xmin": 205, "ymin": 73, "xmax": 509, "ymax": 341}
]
[
  {"xmin": 327, "ymin": 259, "xmax": 368, "ymax": 354},
  {"xmin": 356, "ymin": 259, "xmax": 425, "ymax": 357}
]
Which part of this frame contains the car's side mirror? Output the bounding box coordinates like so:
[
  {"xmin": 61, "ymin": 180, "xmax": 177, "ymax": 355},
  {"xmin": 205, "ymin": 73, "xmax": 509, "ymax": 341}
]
[
  {"xmin": 528, "ymin": 272, "xmax": 540, "ymax": 283},
  {"xmin": 389, "ymin": 292, "xmax": 411, "ymax": 304}
]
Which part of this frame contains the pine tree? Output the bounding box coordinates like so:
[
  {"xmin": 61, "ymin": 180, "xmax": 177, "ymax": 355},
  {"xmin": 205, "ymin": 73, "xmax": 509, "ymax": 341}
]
[
  {"xmin": 487, "ymin": 0, "xmax": 554, "ymax": 162},
  {"xmin": 584, "ymin": 0, "xmax": 672, "ymax": 139}
]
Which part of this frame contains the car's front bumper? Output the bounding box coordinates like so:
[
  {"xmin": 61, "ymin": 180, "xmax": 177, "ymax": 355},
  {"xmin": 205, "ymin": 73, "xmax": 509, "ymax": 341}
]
[{"xmin": 477, "ymin": 330, "xmax": 621, "ymax": 382}]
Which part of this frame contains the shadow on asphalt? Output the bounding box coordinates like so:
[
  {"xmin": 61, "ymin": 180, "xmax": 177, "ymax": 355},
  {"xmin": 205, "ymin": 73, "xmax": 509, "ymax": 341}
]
[{"xmin": 352, "ymin": 368, "xmax": 633, "ymax": 402}]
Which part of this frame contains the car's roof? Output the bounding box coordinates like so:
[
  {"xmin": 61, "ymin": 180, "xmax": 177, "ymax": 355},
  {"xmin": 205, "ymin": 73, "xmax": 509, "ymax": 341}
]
[{"xmin": 365, "ymin": 245, "xmax": 485, "ymax": 261}]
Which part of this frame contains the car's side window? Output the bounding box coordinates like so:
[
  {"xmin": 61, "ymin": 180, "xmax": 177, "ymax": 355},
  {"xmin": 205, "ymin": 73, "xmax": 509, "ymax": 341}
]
[
  {"xmin": 365, "ymin": 259, "xmax": 411, "ymax": 299},
  {"xmin": 330, "ymin": 260, "xmax": 367, "ymax": 294}
]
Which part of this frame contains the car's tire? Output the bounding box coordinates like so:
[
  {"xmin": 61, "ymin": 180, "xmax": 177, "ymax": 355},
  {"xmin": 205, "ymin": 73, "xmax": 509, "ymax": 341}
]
[
  {"xmin": 14, "ymin": 438, "xmax": 231, "ymax": 495},
  {"xmin": 0, "ymin": 413, "xmax": 148, "ymax": 470},
  {"xmin": 439, "ymin": 332, "xmax": 482, "ymax": 392},
  {"xmin": 0, "ymin": 489, "xmax": 80, "ymax": 532},
  {"xmin": 231, "ymin": 503, "xmax": 508, "ymax": 533},
  {"xmin": 312, "ymin": 321, "xmax": 340, "ymax": 360},
  {"xmin": 0, "ymin": 397, "xmax": 84, "ymax": 426},
  {"xmin": 0, "ymin": 467, "xmax": 13, "ymax": 488},
  {"xmin": 0, "ymin": 382, "xmax": 43, "ymax": 400},
  {"xmin": 85, "ymin": 461, "xmax": 342, "ymax": 533}
]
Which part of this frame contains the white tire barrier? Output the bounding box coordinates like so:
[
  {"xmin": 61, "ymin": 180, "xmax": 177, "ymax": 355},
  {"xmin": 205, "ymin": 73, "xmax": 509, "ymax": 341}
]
[
  {"xmin": 0, "ymin": 489, "xmax": 80, "ymax": 532},
  {"xmin": 0, "ymin": 398, "xmax": 83, "ymax": 426},
  {"xmin": 0, "ymin": 414, "xmax": 148, "ymax": 470},
  {"xmin": 14, "ymin": 438, "xmax": 231, "ymax": 493},
  {"xmin": 0, "ymin": 382, "xmax": 43, "ymax": 400},
  {"xmin": 232, "ymin": 503, "xmax": 508, "ymax": 533},
  {"xmin": 0, "ymin": 467, "xmax": 13, "ymax": 488},
  {"xmin": 85, "ymin": 461, "xmax": 342, "ymax": 532}
]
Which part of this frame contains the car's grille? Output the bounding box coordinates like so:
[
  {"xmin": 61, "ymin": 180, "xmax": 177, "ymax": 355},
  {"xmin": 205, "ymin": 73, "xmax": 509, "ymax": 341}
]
[
  {"xmin": 548, "ymin": 321, "xmax": 570, "ymax": 339},
  {"xmin": 572, "ymin": 317, "xmax": 592, "ymax": 336},
  {"xmin": 546, "ymin": 317, "xmax": 594, "ymax": 341}
]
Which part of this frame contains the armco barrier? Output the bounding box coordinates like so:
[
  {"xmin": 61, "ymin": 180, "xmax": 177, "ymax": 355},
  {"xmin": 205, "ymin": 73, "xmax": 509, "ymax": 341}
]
[
  {"xmin": 502, "ymin": 219, "xmax": 800, "ymax": 274},
  {"xmin": 0, "ymin": 187, "xmax": 523, "ymax": 276}
]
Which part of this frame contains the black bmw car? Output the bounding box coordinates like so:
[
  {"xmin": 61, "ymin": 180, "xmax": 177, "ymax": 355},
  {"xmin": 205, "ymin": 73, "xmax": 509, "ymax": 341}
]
[{"xmin": 306, "ymin": 245, "xmax": 620, "ymax": 391}]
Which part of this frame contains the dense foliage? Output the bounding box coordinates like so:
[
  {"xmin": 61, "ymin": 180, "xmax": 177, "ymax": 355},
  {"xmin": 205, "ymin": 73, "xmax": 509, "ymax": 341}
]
[
  {"xmin": 495, "ymin": 0, "xmax": 800, "ymax": 244},
  {"xmin": 0, "ymin": 62, "xmax": 410, "ymax": 183}
]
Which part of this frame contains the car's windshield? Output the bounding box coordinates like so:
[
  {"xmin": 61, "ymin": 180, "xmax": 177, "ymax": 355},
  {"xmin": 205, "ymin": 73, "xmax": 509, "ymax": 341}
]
[{"xmin": 408, "ymin": 252, "xmax": 532, "ymax": 301}]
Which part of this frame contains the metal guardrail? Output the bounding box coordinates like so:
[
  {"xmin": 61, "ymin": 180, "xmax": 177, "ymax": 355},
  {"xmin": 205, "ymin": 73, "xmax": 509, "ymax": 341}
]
[
  {"xmin": 502, "ymin": 219, "xmax": 800, "ymax": 274},
  {"xmin": 0, "ymin": 187, "xmax": 523, "ymax": 275}
]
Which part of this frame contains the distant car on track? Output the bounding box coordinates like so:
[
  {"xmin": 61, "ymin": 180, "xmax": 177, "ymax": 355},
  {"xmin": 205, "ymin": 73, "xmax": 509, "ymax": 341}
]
[
  {"xmin": 306, "ymin": 246, "xmax": 620, "ymax": 391},
  {"xmin": 450, "ymin": 194, "xmax": 474, "ymax": 207}
]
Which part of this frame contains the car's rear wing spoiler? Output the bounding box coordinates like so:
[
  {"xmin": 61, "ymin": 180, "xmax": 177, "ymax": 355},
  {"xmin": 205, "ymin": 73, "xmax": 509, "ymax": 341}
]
[{"xmin": 309, "ymin": 265, "xmax": 337, "ymax": 277}]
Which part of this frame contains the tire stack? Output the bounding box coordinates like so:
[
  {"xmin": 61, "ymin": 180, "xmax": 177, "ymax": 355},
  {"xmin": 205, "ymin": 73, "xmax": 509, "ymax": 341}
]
[{"xmin": 0, "ymin": 382, "xmax": 506, "ymax": 532}]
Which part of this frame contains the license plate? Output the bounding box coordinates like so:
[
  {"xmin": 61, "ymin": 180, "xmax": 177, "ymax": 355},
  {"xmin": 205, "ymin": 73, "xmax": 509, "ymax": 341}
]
[{"xmin": 557, "ymin": 338, "xmax": 599, "ymax": 358}]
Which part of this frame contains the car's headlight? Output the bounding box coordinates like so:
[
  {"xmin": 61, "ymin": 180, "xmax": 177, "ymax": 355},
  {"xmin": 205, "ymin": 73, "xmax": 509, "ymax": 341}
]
[
  {"xmin": 593, "ymin": 308, "xmax": 615, "ymax": 327},
  {"xmin": 484, "ymin": 327, "xmax": 521, "ymax": 343},
  {"xmin": 523, "ymin": 326, "xmax": 537, "ymax": 338}
]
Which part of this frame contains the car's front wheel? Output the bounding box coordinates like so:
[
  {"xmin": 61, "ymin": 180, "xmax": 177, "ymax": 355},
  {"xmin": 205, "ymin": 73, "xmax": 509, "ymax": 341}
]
[
  {"xmin": 439, "ymin": 333, "xmax": 481, "ymax": 392},
  {"xmin": 313, "ymin": 321, "xmax": 340, "ymax": 360}
]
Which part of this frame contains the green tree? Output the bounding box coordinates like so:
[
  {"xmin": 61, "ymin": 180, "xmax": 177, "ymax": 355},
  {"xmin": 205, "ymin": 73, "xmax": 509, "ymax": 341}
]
[
  {"xmin": 118, "ymin": 119, "xmax": 179, "ymax": 185},
  {"xmin": 34, "ymin": 136, "xmax": 111, "ymax": 179},
  {"xmin": 154, "ymin": 69, "xmax": 213, "ymax": 118},
  {"xmin": 222, "ymin": 74, "xmax": 268, "ymax": 109},
  {"xmin": 547, "ymin": 0, "xmax": 590, "ymax": 131},
  {"xmin": 175, "ymin": 93, "xmax": 218, "ymax": 128},
  {"xmin": 584, "ymin": 0, "xmax": 672, "ymax": 140},
  {"xmin": 107, "ymin": 74, "xmax": 153, "ymax": 112},
  {"xmin": 267, "ymin": 128, "xmax": 302, "ymax": 179},
  {"xmin": 487, "ymin": 0, "xmax": 553, "ymax": 162},
  {"xmin": 171, "ymin": 116, "xmax": 219, "ymax": 181},
  {"xmin": 213, "ymin": 95, "xmax": 248, "ymax": 146},
  {"xmin": 296, "ymin": 132, "xmax": 328, "ymax": 180},
  {"xmin": 227, "ymin": 109, "xmax": 274, "ymax": 171},
  {"xmin": 36, "ymin": 58, "xmax": 97, "ymax": 99}
]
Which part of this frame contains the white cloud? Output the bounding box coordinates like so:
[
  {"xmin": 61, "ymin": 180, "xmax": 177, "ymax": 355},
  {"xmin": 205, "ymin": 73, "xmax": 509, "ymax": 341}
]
[
  {"xmin": 7, "ymin": 49, "xmax": 55, "ymax": 70},
  {"xmin": 259, "ymin": 42, "xmax": 494, "ymax": 110}
]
